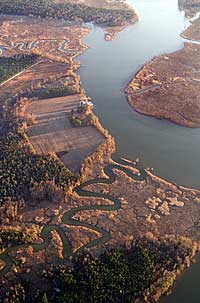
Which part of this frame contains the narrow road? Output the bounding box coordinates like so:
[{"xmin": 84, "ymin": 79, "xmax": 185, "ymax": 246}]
[
  {"xmin": 128, "ymin": 83, "xmax": 161, "ymax": 95},
  {"xmin": 0, "ymin": 60, "xmax": 44, "ymax": 88}
]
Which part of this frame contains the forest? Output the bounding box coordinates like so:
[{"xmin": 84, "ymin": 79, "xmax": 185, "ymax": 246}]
[
  {"xmin": 0, "ymin": 54, "xmax": 39, "ymax": 83},
  {"xmin": 0, "ymin": 122, "xmax": 75, "ymax": 205},
  {"xmin": 0, "ymin": 0, "xmax": 135, "ymax": 27},
  {"xmin": 28, "ymin": 84, "xmax": 79, "ymax": 100},
  {"xmin": 1, "ymin": 236, "xmax": 196, "ymax": 303}
]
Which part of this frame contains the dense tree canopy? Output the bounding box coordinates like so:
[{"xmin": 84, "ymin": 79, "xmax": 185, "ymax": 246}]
[
  {"xmin": 0, "ymin": 54, "xmax": 39, "ymax": 83},
  {"xmin": 0, "ymin": 124, "xmax": 74, "ymax": 204},
  {"xmin": 0, "ymin": 0, "xmax": 135, "ymax": 27},
  {"xmin": 2, "ymin": 237, "xmax": 195, "ymax": 303}
]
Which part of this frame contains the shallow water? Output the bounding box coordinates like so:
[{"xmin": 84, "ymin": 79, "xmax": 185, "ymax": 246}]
[
  {"xmin": 78, "ymin": 0, "xmax": 200, "ymax": 189},
  {"xmin": 77, "ymin": 0, "xmax": 200, "ymax": 301}
]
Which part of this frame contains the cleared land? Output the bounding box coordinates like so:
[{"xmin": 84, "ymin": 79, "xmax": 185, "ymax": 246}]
[
  {"xmin": 0, "ymin": 60, "xmax": 72, "ymax": 102},
  {"xmin": 0, "ymin": 15, "xmax": 105, "ymax": 172},
  {"xmin": 0, "ymin": 15, "xmax": 89, "ymax": 111},
  {"xmin": 26, "ymin": 95, "xmax": 105, "ymax": 172}
]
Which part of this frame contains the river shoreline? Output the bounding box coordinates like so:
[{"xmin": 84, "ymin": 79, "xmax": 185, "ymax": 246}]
[
  {"xmin": 126, "ymin": 4, "xmax": 200, "ymax": 127},
  {"xmin": 1, "ymin": 1, "xmax": 200, "ymax": 302}
]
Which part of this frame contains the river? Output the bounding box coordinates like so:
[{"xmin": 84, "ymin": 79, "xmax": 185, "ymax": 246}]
[
  {"xmin": 77, "ymin": 0, "xmax": 200, "ymax": 302},
  {"xmin": 77, "ymin": 0, "xmax": 200, "ymax": 189}
]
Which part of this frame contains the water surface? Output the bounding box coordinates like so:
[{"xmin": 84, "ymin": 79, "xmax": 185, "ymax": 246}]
[
  {"xmin": 78, "ymin": 0, "xmax": 200, "ymax": 188},
  {"xmin": 77, "ymin": 0, "xmax": 200, "ymax": 301}
]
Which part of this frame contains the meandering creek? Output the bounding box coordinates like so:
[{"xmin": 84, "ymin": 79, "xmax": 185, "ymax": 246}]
[
  {"xmin": 77, "ymin": 0, "xmax": 200, "ymax": 301},
  {"xmin": 0, "ymin": 0, "xmax": 199, "ymax": 300},
  {"xmin": 0, "ymin": 159, "xmax": 147, "ymax": 276}
]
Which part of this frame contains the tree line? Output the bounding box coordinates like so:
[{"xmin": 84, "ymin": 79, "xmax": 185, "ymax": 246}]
[{"xmin": 0, "ymin": 0, "xmax": 135, "ymax": 27}]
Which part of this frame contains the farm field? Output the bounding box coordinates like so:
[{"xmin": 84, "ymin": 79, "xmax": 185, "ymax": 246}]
[
  {"xmin": 1, "ymin": 1, "xmax": 200, "ymax": 302},
  {"xmin": 26, "ymin": 95, "xmax": 105, "ymax": 172}
]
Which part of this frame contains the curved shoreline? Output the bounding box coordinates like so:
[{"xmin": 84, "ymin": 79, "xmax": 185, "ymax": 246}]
[
  {"xmin": 125, "ymin": 7, "xmax": 200, "ymax": 128},
  {"xmin": 1, "ymin": 3, "xmax": 200, "ymax": 302}
]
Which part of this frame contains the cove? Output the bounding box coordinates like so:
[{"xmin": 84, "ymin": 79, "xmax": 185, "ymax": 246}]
[
  {"xmin": 78, "ymin": 0, "xmax": 200, "ymax": 189},
  {"xmin": 77, "ymin": 0, "xmax": 200, "ymax": 302}
]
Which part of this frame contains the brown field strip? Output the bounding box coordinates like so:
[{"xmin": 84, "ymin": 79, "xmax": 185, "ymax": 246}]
[
  {"xmin": 0, "ymin": 60, "xmax": 70, "ymax": 102},
  {"xmin": 26, "ymin": 95, "xmax": 105, "ymax": 172},
  {"xmin": 26, "ymin": 94, "xmax": 81, "ymax": 116}
]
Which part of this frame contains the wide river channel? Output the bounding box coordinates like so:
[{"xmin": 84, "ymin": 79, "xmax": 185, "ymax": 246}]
[{"xmin": 77, "ymin": 0, "xmax": 200, "ymax": 301}]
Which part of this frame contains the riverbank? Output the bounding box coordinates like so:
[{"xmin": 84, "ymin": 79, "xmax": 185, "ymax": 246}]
[
  {"xmin": 0, "ymin": 11, "xmax": 117, "ymax": 280},
  {"xmin": 0, "ymin": 0, "xmax": 138, "ymax": 41},
  {"xmin": 181, "ymin": 17, "xmax": 200, "ymax": 40},
  {"xmin": 1, "ymin": 1, "xmax": 200, "ymax": 302},
  {"xmin": 126, "ymin": 43, "xmax": 200, "ymax": 127},
  {"xmin": 2, "ymin": 141, "xmax": 200, "ymax": 302},
  {"xmin": 126, "ymin": 1, "xmax": 200, "ymax": 127},
  {"xmin": 1, "ymin": 234, "xmax": 198, "ymax": 302},
  {"xmin": 54, "ymin": 0, "xmax": 139, "ymax": 40}
]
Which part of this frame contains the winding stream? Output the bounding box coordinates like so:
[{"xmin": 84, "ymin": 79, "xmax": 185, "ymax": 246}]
[
  {"xmin": 0, "ymin": 0, "xmax": 199, "ymax": 301},
  {"xmin": 0, "ymin": 38, "xmax": 75, "ymax": 56},
  {"xmin": 0, "ymin": 158, "xmax": 146, "ymax": 277}
]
